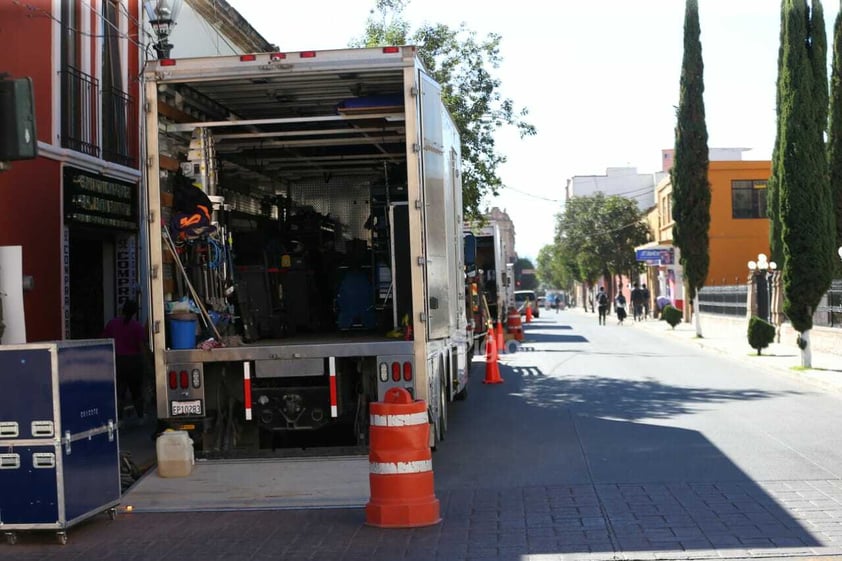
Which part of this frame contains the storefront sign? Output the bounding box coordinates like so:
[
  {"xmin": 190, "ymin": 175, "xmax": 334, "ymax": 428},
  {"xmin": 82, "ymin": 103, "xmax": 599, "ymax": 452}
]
[
  {"xmin": 636, "ymin": 247, "xmax": 674, "ymax": 265},
  {"xmin": 64, "ymin": 167, "xmax": 137, "ymax": 230}
]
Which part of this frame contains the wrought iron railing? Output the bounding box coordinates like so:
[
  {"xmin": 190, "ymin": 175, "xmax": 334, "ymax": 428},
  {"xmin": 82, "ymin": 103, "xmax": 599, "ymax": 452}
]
[
  {"xmin": 61, "ymin": 66, "xmax": 100, "ymax": 158},
  {"xmin": 102, "ymin": 86, "xmax": 136, "ymax": 167},
  {"xmin": 699, "ymin": 280, "xmax": 842, "ymax": 329},
  {"xmin": 813, "ymin": 279, "xmax": 842, "ymax": 328},
  {"xmin": 698, "ymin": 285, "xmax": 748, "ymax": 317}
]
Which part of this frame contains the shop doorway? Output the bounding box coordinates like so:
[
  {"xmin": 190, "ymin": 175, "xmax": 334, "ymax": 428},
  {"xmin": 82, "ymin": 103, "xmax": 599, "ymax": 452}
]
[{"xmin": 68, "ymin": 232, "xmax": 114, "ymax": 338}]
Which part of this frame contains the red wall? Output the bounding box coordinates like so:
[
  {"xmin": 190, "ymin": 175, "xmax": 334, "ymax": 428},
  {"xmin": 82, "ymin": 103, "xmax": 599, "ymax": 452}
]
[
  {"xmin": 0, "ymin": 159, "xmax": 63, "ymax": 341},
  {"xmin": 0, "ymin": 0, "xmax": 54, "ymax": 144}
]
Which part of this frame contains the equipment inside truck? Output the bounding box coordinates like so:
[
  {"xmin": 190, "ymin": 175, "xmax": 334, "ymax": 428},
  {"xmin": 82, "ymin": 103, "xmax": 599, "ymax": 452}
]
[{"xmin": 159, "ymin": 87, "xmax": 414, "ymax": 347}]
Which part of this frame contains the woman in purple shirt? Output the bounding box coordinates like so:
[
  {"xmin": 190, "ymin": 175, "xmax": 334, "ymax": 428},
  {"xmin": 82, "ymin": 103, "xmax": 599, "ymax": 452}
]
[{"xmin": 103, "ymin": 300, "xmax": 148, "ymax": 422}]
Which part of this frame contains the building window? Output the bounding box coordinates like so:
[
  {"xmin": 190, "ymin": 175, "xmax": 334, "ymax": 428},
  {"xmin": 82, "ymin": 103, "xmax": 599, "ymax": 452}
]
[{"xmin": 731, "ymin": 180, "xmax": 767, "ymax": 219}]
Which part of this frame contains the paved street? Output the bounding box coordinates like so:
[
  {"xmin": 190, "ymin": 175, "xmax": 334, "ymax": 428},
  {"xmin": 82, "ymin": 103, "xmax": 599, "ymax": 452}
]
[{"xmin": 4, "ymin": 310, "xmax": 842, "ymax": 560}]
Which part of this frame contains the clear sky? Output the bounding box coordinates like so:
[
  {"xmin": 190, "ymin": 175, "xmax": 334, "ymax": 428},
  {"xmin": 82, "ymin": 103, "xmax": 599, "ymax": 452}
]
[{"xmin": 226, "ymin": 0, "xmax": 841, "ymax": 262}]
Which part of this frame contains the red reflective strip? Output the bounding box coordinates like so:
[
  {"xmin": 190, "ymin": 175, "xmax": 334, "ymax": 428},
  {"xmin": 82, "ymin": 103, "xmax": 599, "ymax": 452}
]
[
  {"xmin": 329, "ymin": 357, "xmax": 337, "ymax": 418},
  {"xmin": 243, "ymin": 363, "xmax": 252, "ymax": 420}
]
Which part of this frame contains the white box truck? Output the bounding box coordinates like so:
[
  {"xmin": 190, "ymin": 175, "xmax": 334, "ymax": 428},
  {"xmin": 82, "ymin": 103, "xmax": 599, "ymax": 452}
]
[{"xmin": 141, "ymin": 46, "xmax": 469, "ymax": 454}]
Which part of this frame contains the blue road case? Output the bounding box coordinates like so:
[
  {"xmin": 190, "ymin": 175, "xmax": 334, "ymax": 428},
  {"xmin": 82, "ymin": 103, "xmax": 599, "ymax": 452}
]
[{"xmin": 0, "ymin": 340, "xmax": 120, "ymax": 544}]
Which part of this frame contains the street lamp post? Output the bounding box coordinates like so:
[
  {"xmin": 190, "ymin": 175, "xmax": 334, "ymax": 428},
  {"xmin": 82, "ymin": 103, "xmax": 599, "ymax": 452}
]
[
  {"xmin": 747, "ymin": 253, "xmax": 776, "ymax": 322},
  {"xmin": 144, "ymin": 0, "xmax": 183, "ymax": 60}
]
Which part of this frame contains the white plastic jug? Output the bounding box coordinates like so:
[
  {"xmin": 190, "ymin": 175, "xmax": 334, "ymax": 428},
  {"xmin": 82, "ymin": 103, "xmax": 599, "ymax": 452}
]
[{"xmin": 156, "ymin": 430, "xmax": 195, "ymax": 477}]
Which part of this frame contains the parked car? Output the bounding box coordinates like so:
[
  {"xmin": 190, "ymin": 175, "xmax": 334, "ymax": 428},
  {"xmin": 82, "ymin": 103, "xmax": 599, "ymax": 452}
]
[{"xmin": 514, "ymin": 290, "xmax": 540, "ymax": 318}]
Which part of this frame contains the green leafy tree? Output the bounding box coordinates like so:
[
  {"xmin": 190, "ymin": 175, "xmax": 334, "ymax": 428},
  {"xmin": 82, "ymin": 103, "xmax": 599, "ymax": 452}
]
[
  {"xmin": 829, "ymin": 5, "xmax": 842, "ymax": 269},
  {"xmin": 774, "ymin": 0, "xmax": 834, "ymax": 368},
  {"xmin": 671, "ymin": 0, "xmax": 710, "ymax": 337},
  {"xmin": 514, "ymin": 257, "xmax": 538, "ymax": 290},
  {"xmin": 536, "ymin": 244, "xmax": 565, "ymax": 289},
  {"xmin": 554, "ymin": 193, "xmax": 649, "ymax": 305},
  {"xmin": 352, "ymin": 0, "xmax": 536, "ymax": 219}
]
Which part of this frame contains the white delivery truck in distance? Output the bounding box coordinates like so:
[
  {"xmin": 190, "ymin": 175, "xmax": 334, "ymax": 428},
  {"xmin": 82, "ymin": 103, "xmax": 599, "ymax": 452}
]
[{"xmin": 142, "ymin": 46, "xmax": 470, "ymax": 455}]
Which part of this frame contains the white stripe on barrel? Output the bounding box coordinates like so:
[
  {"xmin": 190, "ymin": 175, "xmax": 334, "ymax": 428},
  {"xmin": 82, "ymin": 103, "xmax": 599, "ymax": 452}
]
[
  {"xmin": 370, "ymin": 412, "xmax": 428, "ymax": 427},
  {"xmin": 369, "ymin": 459, "xmax": 433, "ymax": 474}
]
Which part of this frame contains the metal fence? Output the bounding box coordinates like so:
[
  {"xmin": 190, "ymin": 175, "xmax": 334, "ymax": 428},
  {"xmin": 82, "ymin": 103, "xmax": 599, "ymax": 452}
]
[
  {"xmin": 813, "ymin": 279, "xmax": 842, "ymax": 328},
  {"xmin": 699, "ymin": 280, "xmax": 842, "ymax": 328},
  {"xmin": 698, "ymin": 285, "xmax": 748, "ymax": 317}
]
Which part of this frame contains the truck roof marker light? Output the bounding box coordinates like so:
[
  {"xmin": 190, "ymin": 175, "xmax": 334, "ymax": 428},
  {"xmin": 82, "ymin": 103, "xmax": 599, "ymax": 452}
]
[
  {"xmin": 379, "ymin": 362, "xmax": 389, "ymax": 383},
  {"xmin": 391, "ymin": 362, "xmax": 401, "ymax": 382},
  {"xmin": 299, "ymin": 51, "xmax": 316, "ymax": 58},
  {"xmin": 382, "ymin": 46, "xmax": 400, "ymax": 54},
  {"xmin": 240, "ymin": 54, "xmax": 257, "ymax": 62},
  {"xmin": 159, "ymin": 58, "xmax": 176, "ymax": 67},
  {"xmin": 270, "ymin": 53, "xmax": 286, "ymax": 61},
  {"xmin": 403, "ymin": 361, "xmax": 413, "ymax": 382}
]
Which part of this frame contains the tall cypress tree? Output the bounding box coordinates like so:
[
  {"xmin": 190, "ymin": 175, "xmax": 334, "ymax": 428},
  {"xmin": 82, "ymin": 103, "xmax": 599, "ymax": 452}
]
[
  {"xmin": 776, "ymin": 0, "xmax": 834, "ymax": 367},
  {"xmin": 768, "ymin": 5, "xmax": 786, "ymax": 265},
  {"xmin": 828, "ymin": 6, "xmax": 842, "ymax": 264},
  {"xmin": 671, "ymin": 0, "xmax": 710, "ymax": 336}
]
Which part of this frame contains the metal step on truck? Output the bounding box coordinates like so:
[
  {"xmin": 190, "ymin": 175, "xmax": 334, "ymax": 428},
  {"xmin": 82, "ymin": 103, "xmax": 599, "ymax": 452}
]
[{"xmin": 142, "ymin": 46, "xmax": 470, "ymax": 457}]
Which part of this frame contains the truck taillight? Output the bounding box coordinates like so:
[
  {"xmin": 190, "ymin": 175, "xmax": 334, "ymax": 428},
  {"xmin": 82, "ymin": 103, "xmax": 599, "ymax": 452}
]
[
  {"xmin": 168, "ymin": 370, "xmax": 178, "ymax": 389},
  {"xmin": 240, "ymin": 54, "xmax": 256, "ymax": 62},
  {"xmin": 270, "ymin": 52, "xmax": 286, "ymax": 61},
  {"xmin": 391, "ymin": 362, "xmax": 401, "ymax": 382},
  {"xmin": 299, "ymin": 51, "xmax": 316, "ymax": 58},
  {"xmin": 402, "ymin": 361, "xmax": 412, "ymax": 382},
  {"xmin": 379, "ymin": 362, "xmax": 389, "ymax": 382},
  {"xmin": 382, "ymin": 46, "xmax": 400, "ymax": 54},
  {"xmin": 159, "ymin": 58, "xmax": 176, "ymax": 66},
  {"xmin": 180, "ymin": 370, "xmax": 189, "ymax": 389}
]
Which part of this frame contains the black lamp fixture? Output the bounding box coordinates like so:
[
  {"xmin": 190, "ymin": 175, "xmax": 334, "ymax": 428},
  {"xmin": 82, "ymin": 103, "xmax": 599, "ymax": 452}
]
[
  {"xmin": 144, "ymin": 0, "xmax": 183, "ymax": 60},
  {"xmin": 747, "ymin": 253, "xmax": 776, "ymax": 322}
]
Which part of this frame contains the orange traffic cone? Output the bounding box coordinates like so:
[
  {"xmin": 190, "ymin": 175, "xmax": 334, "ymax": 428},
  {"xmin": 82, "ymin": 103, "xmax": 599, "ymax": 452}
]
[
  {"xmin": 495, "ymin": 321, "xmax": 505, "ymax": 354},
  {"xmin": 483, "ymin": 327, "xmax": 503, "ymax": 384},
  {"xmin": 525, "ymin": 301, "xmax": 533, "ymax": 323}
]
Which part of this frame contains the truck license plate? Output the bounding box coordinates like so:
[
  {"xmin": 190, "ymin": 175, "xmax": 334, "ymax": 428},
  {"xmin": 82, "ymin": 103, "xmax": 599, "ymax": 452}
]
[{"xmin": 171, "ymin": 400, "xmax": 202, "ymax": 416}]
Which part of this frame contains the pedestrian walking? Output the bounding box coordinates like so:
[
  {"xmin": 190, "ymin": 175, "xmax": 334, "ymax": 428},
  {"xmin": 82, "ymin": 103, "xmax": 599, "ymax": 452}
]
[
  {"xmin": 631, "ymin": 282, "xmax": 645, "ymax": 321},
  {"xmin": 641, "ymin": 283, "xmax": 651, "ymax": 319},
  {"xmin": 615, "ymin": 292, "xmax": 627, "ymax": 325},
  {"xmin": 596, "ymin": 287, "xmax": 608, "ymax": 325},
  {"xmin": 102, "ymin": 300, "xmax": 149, "ymax": 424}
]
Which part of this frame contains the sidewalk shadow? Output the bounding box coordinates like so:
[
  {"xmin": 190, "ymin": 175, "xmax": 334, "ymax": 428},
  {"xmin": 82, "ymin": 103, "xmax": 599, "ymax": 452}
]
[{"xmin": 433, "ymin": 361, "xmax": 820, "ymax": 557}]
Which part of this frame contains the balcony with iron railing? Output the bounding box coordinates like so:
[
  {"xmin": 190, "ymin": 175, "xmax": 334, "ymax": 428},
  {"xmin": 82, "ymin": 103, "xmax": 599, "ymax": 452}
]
[
  {"xmin": 61, "ymin": 66, "xmax": 100, "ymax": 158},
  {"xmin": 60, "ymin": 66, "xmax": 138, "ymax": 168},
  {"xmin": 102, "ymin": 86, "xmax": 137, "ymax": 168}
]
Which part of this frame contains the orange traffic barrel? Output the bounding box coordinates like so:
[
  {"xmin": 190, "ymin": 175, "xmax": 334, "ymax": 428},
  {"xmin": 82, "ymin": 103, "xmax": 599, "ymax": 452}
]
[
  {"xmin": 506, "ymin": 307, "xmax": 524, "ymax": 341},
  {"xmin": 365, "ymin": 388, "xmax": 441, "ymax": 528}
]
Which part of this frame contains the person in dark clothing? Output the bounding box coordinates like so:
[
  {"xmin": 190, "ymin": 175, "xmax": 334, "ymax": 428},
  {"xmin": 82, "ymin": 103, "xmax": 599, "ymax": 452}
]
[
  {"xmin": 103, "ymin": 300, "xmax": 148, "ymax": 422},
  {"xmin": 596, "ymin": 287, "xmax": 609, "ymax": 325},
  {"xmin": 641, "ymin": 283, "xmax": 651, "ymax": 319},
  {"xmin": 631, "ymin": 282, "xmax": 645, "ymax": 321}
]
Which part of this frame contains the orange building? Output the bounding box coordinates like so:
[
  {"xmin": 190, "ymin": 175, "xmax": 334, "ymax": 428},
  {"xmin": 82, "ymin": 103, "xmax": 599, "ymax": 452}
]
[{"xmin": 643, "ymin": 159, "xmax": 771, "ymax": 307}]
